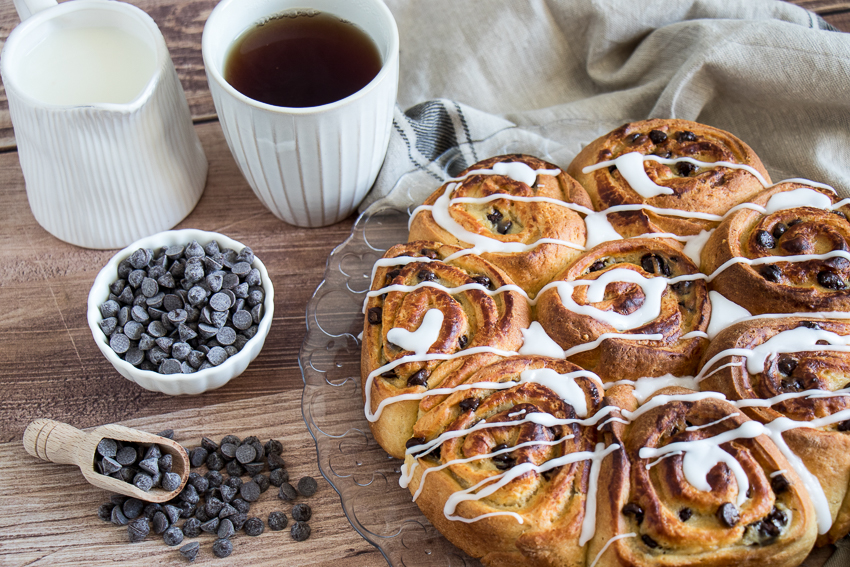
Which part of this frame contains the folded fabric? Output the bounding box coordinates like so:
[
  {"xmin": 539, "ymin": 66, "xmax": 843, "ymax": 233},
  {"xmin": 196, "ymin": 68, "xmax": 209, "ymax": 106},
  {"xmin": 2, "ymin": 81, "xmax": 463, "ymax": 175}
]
[{"xmin": 362, "ymin": 0, "xmax": 850, "ymax": 211}]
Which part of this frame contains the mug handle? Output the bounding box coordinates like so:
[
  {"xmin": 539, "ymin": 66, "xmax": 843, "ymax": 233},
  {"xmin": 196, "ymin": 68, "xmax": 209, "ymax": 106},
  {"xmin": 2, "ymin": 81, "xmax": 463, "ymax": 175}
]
[{"xmin": 13, "ymin": 0, "xmax": 58, "ymax": 21}]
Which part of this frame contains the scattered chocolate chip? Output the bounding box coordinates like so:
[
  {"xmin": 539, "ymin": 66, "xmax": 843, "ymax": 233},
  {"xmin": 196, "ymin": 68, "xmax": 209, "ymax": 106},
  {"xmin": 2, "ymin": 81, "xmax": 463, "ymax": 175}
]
[
  {"xmin": 290, "ymin": 521, "xmax": 311, "ymax": 542},
  {"xmin": 760, "ymin": 264, "xmax": 782, "ymax": 282},
  {"xmin": 648, "ymin": 129, "xmax": 667, "ymax": 144},
  {"xmin": 418, "ymin": 269, "xmax": 437, "ymax": 282},
  {"xmin": 771, "ymin": 223, "xmax": 788, "ymax": 240},
  {"xmin": 589, "ymin": 260, "xmax": 606, "ymax": 272},
  {"xmin": 217, "ymin": 518, "xmax": 235, "ymax": 539},
  {"xmin": 771, "ymin": 474, "xmax": 790, "ymax": 494},
  {"xmin": 278, "ymin": 483, "xmax": 298, "ymax": 501},
  {"xmin": 163, "ymin": 525, "xmax": 184, "ymax": 546},
  {"xmin": 240, "ymin": 481, "xmax": 261, "ymax": 502},
  {"xmin": 297, "ymin": 476, "xmax": 318, "ymax": 497},
  {"xmin": 182, "ymin": 517, "xmax": 201, "ymax": 539},
  {"xmin": 458, "ymin": 397, "xmax": 480, "ymax": 412},
  {"xmin": 838, "ymin": 420, "xmax": 850, "ymax": 432},
  {"xmin": 127, "ymin": 517, "xmax": 150, "ymax": 543},
  {"xmin": 717, "ymin": 502, "xmax": 740, "ymax": 527},
  {"xmin": 212, "ymin": 538, "xmax": 233, "ymax": 558},
  {"xmin": 679, "ymin": 508, "xmax": 692, "ymax": 522},
  {"xmin": 97, "ymin": 503, "xmax": 114, "ymax": 522},
  {"xmin": 292, "ymin": 503, "xmax": 312, "ymax": 522},
  {"xmin": 269, "ymin": 511, "xmax": 288, "ymax": 531},
  {"xmin": 244, "ymin": 517, "xmax": 265, "ymax": 536},
  {"xmin": 180, "ymin": 541, "xmax": 200, "ymax": 561},
  {"xmin": 458, "ymin": 335, "xmax": 468, "ymax": 349},
  {"xmin": 252, "ymin": 474, "xmax": 270, "ymax": 493},
  {"xmin": 640, "ymin": 253, "xmax": 671, "ymax": 276},
  {"xmin": 677, "ymin": 130, "xmax": 696, "ymax": 143},
  {"xmin": 486, "ymin": 210, "xmax": 503, "ymax": 224},
  {"xmin": 123, "ymin": 498, "xmax": 144, "ymax": 520},
  {"xmin": 768, "ymin": 506, "xmax": 788, "ymax": 527},
  {"xmin": 270, "ymin": 468, "xmax": 289, "ymax": 487},
  {"xmin": 235, "ymin": 444, "xmax": 257, "ymax": 464}
]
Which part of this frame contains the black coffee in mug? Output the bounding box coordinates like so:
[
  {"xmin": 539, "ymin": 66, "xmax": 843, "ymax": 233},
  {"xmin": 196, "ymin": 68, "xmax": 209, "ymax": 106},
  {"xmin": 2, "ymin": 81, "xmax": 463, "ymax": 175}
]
[{"xmin": 224, "ymin": 10, "xmax": 382, "ymax": 108}]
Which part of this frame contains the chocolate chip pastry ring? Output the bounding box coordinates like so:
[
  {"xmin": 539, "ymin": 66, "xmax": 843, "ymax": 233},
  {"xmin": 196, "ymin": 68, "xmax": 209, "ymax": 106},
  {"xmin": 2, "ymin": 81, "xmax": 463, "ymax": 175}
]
[
  {"xmin": 409, "ymin": 154, "xmax": 592, "ymax": 295},
  {"xmin": 361, "ymin": 241, "xmax": 531, "ymax": 459},
  {"xmin": 360, "ymin": 127, "xmax": 849, "ymax": 566},
  {"xmin": 405, "ymin": 356, "xmax": 605, "ymax": 567},
  {"xmin": 699, "ymin": 317, "xmax": 850, "ymax": 545},
  {"xmin": 702, "ymin": 182, "xmax": 850, "ymax": 314},
  {"xmin": 535, "ymin": 238, "xmax": 710, "ymax": 382},
  {"xmin": 567, "ymin": 118, "xmax": 770, "ymax": 240},
  {"xmin": 592, "ymin": 386, "xmax": 817, "ymax": 567}
]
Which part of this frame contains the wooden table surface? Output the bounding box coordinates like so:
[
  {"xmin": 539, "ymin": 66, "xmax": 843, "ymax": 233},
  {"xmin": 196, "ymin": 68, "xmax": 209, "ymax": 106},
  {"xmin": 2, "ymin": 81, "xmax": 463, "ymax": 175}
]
[{"xmin": 0, "ymin": 1, "xmax": 847, "ymax": 566}]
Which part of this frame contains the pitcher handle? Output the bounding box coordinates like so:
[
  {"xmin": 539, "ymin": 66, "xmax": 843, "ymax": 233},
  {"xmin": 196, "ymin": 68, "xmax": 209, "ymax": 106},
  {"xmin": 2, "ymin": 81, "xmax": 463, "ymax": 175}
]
[{"xmin": 13, "ymin": 0, "xmax": 58, "ymax": 21}]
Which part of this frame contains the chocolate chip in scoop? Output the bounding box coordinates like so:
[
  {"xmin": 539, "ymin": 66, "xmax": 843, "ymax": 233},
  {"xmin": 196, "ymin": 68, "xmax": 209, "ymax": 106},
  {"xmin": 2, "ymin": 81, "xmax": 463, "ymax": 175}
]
[{"xmin": 717, "ymin": 502, "xmax": 740, "ymax": 527}]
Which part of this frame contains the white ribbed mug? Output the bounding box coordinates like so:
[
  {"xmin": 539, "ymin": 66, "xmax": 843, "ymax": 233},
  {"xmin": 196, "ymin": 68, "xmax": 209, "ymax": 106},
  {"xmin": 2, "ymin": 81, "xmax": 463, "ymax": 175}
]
[
  {"xmin": 202, "ymin": 0, "xmax": 399, "ymax": 227},
  {"xmin": 2, "ymin": 0, "xmax": 208, "ymax": 249}
]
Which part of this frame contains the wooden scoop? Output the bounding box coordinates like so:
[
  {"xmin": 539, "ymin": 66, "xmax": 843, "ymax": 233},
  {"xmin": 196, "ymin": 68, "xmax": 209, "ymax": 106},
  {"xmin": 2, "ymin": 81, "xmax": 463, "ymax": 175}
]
[{"xmin": 23, "ymin": 419, "xmax": 190, "ymax": 503}]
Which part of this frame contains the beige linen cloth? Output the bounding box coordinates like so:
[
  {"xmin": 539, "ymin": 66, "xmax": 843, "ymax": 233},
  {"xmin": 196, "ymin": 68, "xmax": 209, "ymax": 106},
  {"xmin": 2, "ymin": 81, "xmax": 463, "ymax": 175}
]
[
  {"xmin": 364, "ymin": 0, "xmax": 850, "ymax": 212},
  {"xmin": 364, "ymin": 0, "xmax": 850, "ymax": 561}
]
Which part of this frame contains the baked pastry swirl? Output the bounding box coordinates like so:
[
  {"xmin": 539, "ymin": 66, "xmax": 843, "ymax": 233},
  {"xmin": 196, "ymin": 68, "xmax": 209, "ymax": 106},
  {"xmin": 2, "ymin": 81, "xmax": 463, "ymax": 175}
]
[
  {"xmin": 402, "ymin": 356, "xmax": 606, "ymax": 567},
  {"xmin": 361, "ymin": 241, "xmax": 530, "ymax": 458},
  {"xmin": 358, "ymin": 118, "xmax": 847, "ymax": 566},
  {"xmin": 409, "ymin": 154, "xmax": 592, "ymax": 295},
  {"xmin": 701, "ymin": 182, "xmax": 850, "ymax": 314},
  {"xmin": 591, "ymin": 386, "xmax": 818, "ymax": 567},
  {"xmin": 698, "ymin": 317, "xmax": 850, "ymax": 544},
  {"xmin": 535, "ymin": 239, "xmax": 710, "ymax": 382},
  {"xmin": 567, "ymin": 119, "xmax": 770, "ymax": 241}
]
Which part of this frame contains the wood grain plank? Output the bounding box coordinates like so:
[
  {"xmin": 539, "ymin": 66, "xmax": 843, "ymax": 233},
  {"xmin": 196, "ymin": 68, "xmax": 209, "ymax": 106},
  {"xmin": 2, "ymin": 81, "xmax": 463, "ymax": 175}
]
[
  {"xmin": 0, "ymin": 120, "xmax": 355, "ymax": 444},
  {"xmin": 0, "ymin": 390, "xmax": 385, "ymax": 566}
]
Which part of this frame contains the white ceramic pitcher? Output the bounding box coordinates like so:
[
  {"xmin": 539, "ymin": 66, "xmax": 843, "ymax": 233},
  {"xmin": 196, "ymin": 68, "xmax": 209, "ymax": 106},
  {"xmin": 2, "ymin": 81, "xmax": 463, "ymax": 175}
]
[{"xmin": 2, "ymin": 0, "xmax": 208, "ymax": 249}]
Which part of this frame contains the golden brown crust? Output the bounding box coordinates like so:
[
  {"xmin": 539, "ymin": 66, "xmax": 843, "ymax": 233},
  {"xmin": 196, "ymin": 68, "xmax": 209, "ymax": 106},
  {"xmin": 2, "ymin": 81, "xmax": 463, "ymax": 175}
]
[
  {"xmin": 405, "ymin": 356, "xmax": 604, "ymax": 567},
  {"xmin": 361, "ymin": 241, "xmax": 531, "ymax": 458},
  {"xmin": 568, "ymin": 119, "xmax": 769, "ymax": 239},
  {"xmin": 699, "ymin": 317, "xmax": 850, "ymax": 544},
  {"xmin": 409, "ymin": 154, "xmax": 592, "ymax": 295},
  {"xmin": 589, "ymin": 387, "xmax": 817, "ymax": 567},
  {"xmin": 702, "ymin": 183, "xmax": 850, "ymax": 314},
  {"xmin": 535, "ymin": 239, "xmax": 710, "ymax": 382}
]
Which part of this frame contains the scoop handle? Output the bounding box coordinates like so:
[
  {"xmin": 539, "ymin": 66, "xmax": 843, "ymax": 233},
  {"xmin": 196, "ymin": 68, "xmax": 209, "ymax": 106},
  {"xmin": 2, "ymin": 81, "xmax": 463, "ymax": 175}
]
[{"xmin": 23, "ymin": 418, "xmax": 87, "ymax": 466}]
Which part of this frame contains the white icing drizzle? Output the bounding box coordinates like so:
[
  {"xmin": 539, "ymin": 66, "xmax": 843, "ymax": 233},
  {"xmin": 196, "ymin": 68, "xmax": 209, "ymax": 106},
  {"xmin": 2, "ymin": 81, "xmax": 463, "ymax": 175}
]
[
  {"xmin": 646, "ymin": 450, "xmax": 683, "ymax": 470},
  {"xmin": 683, "ymin": 228, "xmax": 714, "ymax": 266},
  {"xmin": 555, "ymin": 269, "xmax": 668, "ymax": 331},
  {"xmin": 364, "ymin": 346, "xmax": 521, "ymax": 422},
  {"xmin": 623, "ymin": 391, "xmax": 727, "ymax": 422},
  {"xmin": 508, "ymin": 409, "xmax": 527, "ymax": 418},
  {"xmin": 589, "ymin": 533, "xmax": 636, "ymax": 567},
  {"xmin": 639, "ymin": 420, "xmax": 764, "ymax": 506},
  {"xmin": 580, "ymin": 442, "xmax": 608, "ymax": 546},
  {"xmin": 685, "ymin": 413, "xmax": 740, "ymax": 431},
  {"xmin": 765, "ymin": 188, "xmax": 832, "ymax": 214},
  {"xmin": 584, "ymin": 210, "xmax": 626, "ymax": 249},
  {"xmin": 442, "ymin": 444, "xmax": 620, "ymax": 532},
  {"xmin": 735, "ymin": 388, "xmax": 850, "ymax": 409},
  {"xmin": 772, "ymin": 178, "xmax": 836, "ymax": 194},
  {"xmin": 631, "ymin": 375, "xmax": 700, "ymax": 404},
  {"xmin": 369, "ymin": 256, "xmax": 435, "ymax": 288},
  {"xmin": 519, "ymin": 322, "xmax": 566, "ymax": 359},
  {"xmin": 681, "ymin": 331, "xmax": 709, "ymax": 340},
  {"xmin": 745, "ymin": 327, "xmax": 850, "ymax": 374},
  {"xmin": 519, "ymin": 368, "xmax": 590, "ymax": 417},
  {"xmin": 770, "ymin": 469, "xmax": 789, "ymax": 478},
  {"xmin": 410, "ymin": 436, "xmax": 574, "ymax": 502},
  {"xmin": 582, "ymin": 152, "xmax": 771, "ymax": 196},
  {"xmin": 707, "ymin": 291, "xmax": 752, "ymax": 340},
  {"xmin": 447, "ymin": 162, "xmax": 561, "ymax": 187},
  {"xmin": 386, "ymin": 309, "xmax": 444, "ymax": 356}
]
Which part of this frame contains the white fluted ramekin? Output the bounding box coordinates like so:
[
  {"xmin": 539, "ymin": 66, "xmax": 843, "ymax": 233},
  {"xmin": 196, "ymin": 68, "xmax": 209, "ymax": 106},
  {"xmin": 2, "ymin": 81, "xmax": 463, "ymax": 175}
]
[{"xmin": 87, "ymin": 229, "xmax": 274, "ymax": 395}]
